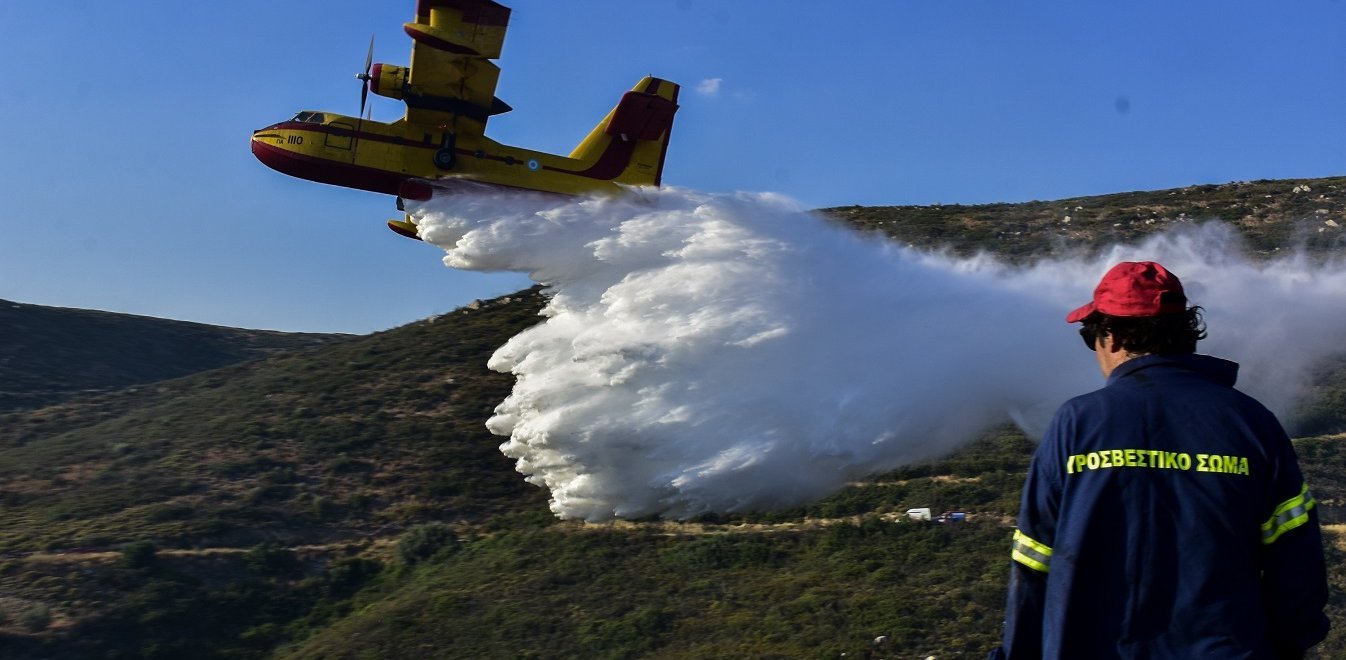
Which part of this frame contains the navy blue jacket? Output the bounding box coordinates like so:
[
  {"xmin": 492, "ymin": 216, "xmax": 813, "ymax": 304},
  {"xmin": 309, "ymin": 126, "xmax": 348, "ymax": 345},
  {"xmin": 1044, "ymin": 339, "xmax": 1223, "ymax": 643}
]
[{"xmin": 996, "ymin": 354, "xmax": 1328, "ymax": 659}]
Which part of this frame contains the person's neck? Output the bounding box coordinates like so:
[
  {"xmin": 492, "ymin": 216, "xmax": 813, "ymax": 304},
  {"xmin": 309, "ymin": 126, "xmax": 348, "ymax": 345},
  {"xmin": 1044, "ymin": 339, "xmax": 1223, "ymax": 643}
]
[{"xmin": 1097, "ymin": 338, "xmax": 1144, "ymax": 379}]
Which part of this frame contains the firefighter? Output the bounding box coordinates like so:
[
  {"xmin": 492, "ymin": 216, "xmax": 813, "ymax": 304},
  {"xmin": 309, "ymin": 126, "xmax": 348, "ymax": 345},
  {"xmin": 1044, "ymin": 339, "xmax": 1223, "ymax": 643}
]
[{"xmin": 992, "ymin": 261, "xmax": 1329, "ymax": 659}]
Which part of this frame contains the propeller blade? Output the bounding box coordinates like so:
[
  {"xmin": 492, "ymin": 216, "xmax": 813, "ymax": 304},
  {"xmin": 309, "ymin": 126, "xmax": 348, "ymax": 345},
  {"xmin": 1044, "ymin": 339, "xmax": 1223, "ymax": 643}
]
[
  {"xmin": 353, "ymin": 34, "xmax": 374, "ymax": 163},
  {"xmin": 363, "ymin": 34, "xmax": 374, "ymax": 76}
]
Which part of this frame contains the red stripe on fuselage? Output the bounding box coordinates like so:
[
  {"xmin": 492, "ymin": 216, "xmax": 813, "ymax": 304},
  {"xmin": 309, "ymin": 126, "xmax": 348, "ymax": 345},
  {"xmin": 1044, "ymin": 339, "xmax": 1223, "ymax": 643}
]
[
  {"xmin": 412, "ymin": 176, "xmax": 569, "ymax": 198},
  {"xmin": 251, "ymin": 140, "xmax": 408, "ymax": 195},
  {"xmin": 543, "ymin": 137, "xmax": 636, "ymax": 180},
  {"xmin": 263, "ymin": 121, "xmax": 437, "ymax": 150},
  {"xmin": 256, "ymin": 122, "xmax": 544, "ymax": 172}
]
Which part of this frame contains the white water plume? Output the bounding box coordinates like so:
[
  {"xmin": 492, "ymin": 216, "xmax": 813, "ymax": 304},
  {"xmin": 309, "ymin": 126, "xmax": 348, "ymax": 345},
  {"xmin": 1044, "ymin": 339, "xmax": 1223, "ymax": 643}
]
[{"xmin": 410, "ymin": 187, "xmax": 1346, "ymax": 521}]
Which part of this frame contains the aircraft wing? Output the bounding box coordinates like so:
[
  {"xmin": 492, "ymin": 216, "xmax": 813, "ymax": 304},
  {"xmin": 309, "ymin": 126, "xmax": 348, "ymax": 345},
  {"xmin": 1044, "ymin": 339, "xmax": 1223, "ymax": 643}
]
[{"xmin": 402, "ymin": 0, "xmax": 513, "ymax": 134}]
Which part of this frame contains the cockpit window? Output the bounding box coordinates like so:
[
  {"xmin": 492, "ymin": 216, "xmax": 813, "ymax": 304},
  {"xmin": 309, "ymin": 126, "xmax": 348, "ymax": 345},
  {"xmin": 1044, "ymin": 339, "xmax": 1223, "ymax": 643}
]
[{"xmin": 288, "ymin": 112, "xmax": 326, "ymax": 124}]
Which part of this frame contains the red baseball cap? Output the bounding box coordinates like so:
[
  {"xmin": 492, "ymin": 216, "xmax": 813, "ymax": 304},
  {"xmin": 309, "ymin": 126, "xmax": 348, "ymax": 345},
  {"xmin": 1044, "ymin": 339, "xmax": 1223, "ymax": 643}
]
[{"xmin": 1066, "ymin": 261, "xmax": 1188, "ymax": 323}]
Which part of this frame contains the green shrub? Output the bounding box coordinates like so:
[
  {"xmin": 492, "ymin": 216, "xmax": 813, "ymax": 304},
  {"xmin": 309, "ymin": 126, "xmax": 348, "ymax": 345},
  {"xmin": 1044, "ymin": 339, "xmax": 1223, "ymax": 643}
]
[
  {"xmin": 397, "ymin": 523, "xmax": 459, "ymax": 565},
  {"xmin": 121, "ymin": 540, "xmax": 158, "ymax": 569},
  {"xmin": 245, "ymin": 543, "xmax": 302, "ymax": 577},
  {"xmin": 20, "ymin": 603, "xmax": 51, "ymax": 632}
]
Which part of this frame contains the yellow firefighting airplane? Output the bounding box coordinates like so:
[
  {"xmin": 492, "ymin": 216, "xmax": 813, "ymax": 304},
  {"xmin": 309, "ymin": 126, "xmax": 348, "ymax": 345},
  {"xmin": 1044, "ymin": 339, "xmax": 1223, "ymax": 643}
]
[{"xmin": 251, "ymin": 0, "xmax": 679, "ymax": 240}]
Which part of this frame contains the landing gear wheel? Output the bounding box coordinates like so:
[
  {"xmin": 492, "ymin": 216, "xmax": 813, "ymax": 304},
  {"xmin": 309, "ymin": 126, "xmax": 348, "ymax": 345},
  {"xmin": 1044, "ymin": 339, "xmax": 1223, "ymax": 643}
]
[{"xmin": 433, "ymin": 148, "xmax": 455, "ymax": 170}]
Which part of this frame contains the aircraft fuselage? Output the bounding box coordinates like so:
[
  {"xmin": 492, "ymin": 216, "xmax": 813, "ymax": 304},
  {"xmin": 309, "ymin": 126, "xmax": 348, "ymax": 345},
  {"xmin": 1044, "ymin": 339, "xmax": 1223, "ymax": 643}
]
[{"xmin": 251, "ymin": 111, "xmax": 630, "ymax": 197}]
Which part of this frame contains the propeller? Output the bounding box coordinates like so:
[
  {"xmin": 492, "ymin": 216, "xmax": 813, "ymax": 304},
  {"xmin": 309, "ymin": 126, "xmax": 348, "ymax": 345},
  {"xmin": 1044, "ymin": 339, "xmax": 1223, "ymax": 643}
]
[
  {"xmin": 353, "ymin": 35, "xmax": 374, "ymax": 160},
  {"xmin": 355, "ymin": 34, "xmax": 374, "ymax": 118}
]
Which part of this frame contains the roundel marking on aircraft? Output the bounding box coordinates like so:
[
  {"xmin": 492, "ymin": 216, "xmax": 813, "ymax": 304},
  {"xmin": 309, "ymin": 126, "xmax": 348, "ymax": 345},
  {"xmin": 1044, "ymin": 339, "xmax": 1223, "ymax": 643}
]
[{"xmin": 527, "ymin": 159, "xmax": 540, "ymax": 172}]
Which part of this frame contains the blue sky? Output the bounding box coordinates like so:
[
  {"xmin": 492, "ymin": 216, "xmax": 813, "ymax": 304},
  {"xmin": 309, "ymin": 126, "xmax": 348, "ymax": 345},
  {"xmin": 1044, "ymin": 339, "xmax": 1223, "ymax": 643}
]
[{"xmin": 2, "ymin": 0, "xmax": 1343, "ymax": 333}]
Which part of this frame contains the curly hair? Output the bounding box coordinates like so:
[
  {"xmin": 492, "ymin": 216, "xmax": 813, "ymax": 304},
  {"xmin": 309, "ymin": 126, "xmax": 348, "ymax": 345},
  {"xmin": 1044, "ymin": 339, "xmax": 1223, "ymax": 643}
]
[{"xmin": 1080, "ymin": 307, "xmax": 1207, "ymax": 355}]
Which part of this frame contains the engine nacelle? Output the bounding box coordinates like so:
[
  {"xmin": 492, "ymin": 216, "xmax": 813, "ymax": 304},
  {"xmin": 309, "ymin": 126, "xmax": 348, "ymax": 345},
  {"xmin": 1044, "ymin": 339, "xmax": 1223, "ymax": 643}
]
[{"xmin": 368, "ymin": 64, "xmax": 409, "ymax": 100}]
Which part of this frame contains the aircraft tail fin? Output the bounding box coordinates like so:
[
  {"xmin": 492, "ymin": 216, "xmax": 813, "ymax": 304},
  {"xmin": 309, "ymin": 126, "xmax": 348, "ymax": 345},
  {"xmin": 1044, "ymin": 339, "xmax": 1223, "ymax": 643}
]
[{"xmin": 568, "ymin": 76, "xmax": 680, "ymax": 186}]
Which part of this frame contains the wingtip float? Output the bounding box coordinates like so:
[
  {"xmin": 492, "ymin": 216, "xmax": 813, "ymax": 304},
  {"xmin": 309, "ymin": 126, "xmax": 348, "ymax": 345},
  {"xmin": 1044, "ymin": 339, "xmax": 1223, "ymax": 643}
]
[{"xmin": 251, "ymin": 0, "xmax": 680, "ymax": 241}]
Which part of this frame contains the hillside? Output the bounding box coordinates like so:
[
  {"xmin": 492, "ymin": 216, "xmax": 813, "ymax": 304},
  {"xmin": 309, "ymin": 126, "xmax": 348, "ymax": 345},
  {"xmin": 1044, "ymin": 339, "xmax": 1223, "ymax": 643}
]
[
  {"xmin": 0, "ymin": 291, "xmax": 548, "ymax": 553},
  {"xmin": 0, "ymin": 290, "xmax": 552, "ymax": 658},
  {"xmin": 2, "ymin": 175, "xmax": 1345, "ymax": 658},
  {"xmin": 0, "ymin": 300, "xmax": 343, "ymax": 412},
  {"xmin": 822, "ymin": 176, "xmax": 1346, "ymax": 261}
]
